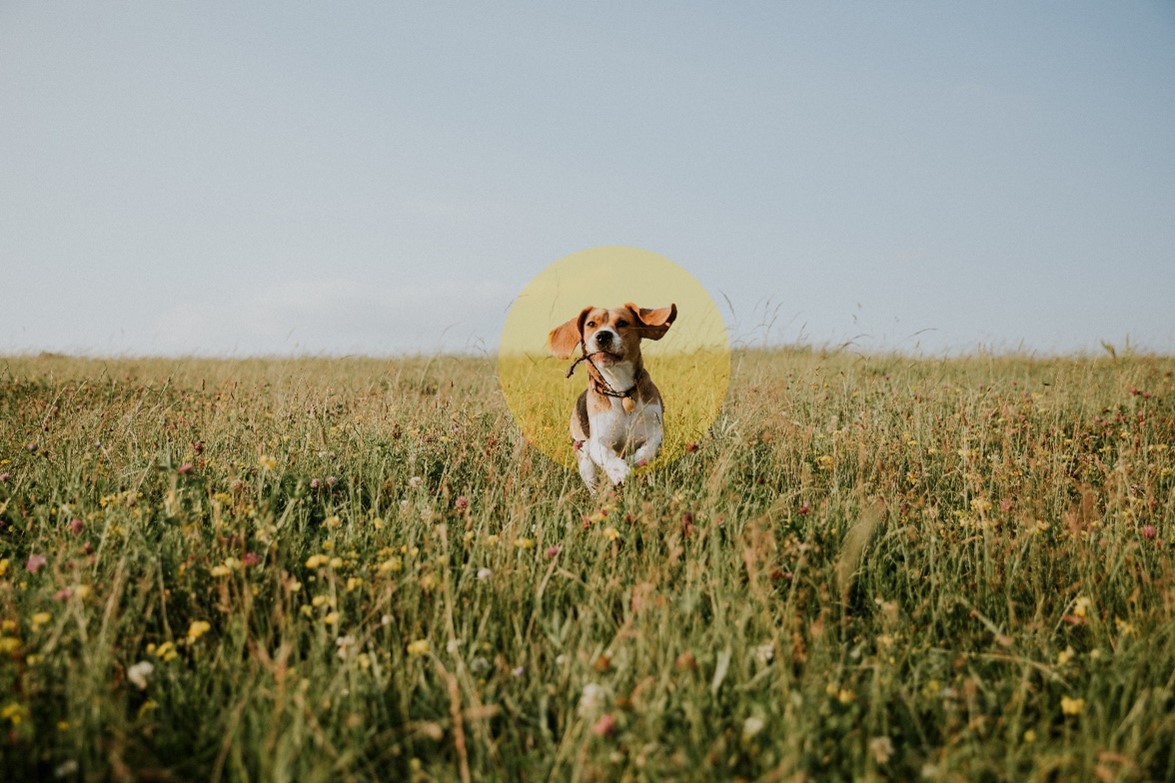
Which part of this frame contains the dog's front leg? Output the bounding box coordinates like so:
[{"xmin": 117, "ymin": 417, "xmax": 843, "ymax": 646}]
[
  {"xmin": 631, "ymin": 432, "xmax": 662, "ymax": 468},
  {"xmin": 575, "ymin": 445, "xmax": 599, "ymax": 494},
  {"xmin": 588, "ymin": 439, "xmax": 630, "ymax": 486}
]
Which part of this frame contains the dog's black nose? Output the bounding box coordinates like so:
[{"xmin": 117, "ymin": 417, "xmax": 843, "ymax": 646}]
[{"xmin": 596, "ymin": 331, "xmax": 613, "ymax": 346}]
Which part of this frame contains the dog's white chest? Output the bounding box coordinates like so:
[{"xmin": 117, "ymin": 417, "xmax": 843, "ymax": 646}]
[{"xmin": 595, "ymin": 398, "xmax": 662, "ymax": 456}]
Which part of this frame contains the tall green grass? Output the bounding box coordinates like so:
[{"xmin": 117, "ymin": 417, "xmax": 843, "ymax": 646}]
[{"xmin": 0, "ymin": 350, "xmax": 1172, "ymax": 781}]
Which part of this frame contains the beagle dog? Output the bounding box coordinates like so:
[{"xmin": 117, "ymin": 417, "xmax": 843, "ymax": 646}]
[{"xmin": 548, "ymin": 303, "xmax": 677, "ymax": 492}]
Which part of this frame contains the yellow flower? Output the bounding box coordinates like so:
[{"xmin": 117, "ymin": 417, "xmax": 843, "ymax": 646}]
[
  {"xmin": 305, "ymin": 554, "xmax": 330, "ymax": 569},
  {"xmin": 0, "ymin": 638, "xmax": 19, "ymax": 654},
  {"xmin": 323, "ymin": 612, "xmax": 339, "ymax": 626},
  {"xmin": 377, "ymin": 557, "xmax": 403, "ymax": 573},
  {"xmin": 345, "ymin": 577, "xmax": 364, "ymax": 592},
  {"xmin": 0, "ymin": 559, "xmax": 9, "ymax": 577},
  {"xmin": 259, "ymin": 455, "xmax": 277, "ymax": 471},
  {"xmin": 602, "ymin": 527, "xmax": 620, "ymax": 542},
  {"xmin": 186, "ymin": 620, "xmax": 211, "ymax": 643},
  {"xmin": 513, "ymin": 537, "xmax": 534, "ymax": 550},
  {"xmin": 406, "ymin": 639, "xmax": 430, "ymax": 657},
  {"xmin": 1061, "ymin": 696, "xmax": 1085, "ymax": 716},
  {"xmin": 324, "ymin": 515, "xmax": 341, "ymax": 529},
  {"xmin": 1073, "ymin": 596, "xmax": 1092, "ymax": 618},
  {"xmin": 210, "ymin": 565, "xmax": 232, "ymax": 578},
  {"xmin": 1056, "ymin": 646, "xmax": 1075, "ymax": 666},
  {"xmin": 31, "ymin": 611, "xmax": 52, "ymax": 630},
  {"xmin": 148, "ymin": 641, "xmax": 178, "ymax": 662},
  {"xmin": 2, "ymin": 702, "xmax": 27, "ymax": 726}
]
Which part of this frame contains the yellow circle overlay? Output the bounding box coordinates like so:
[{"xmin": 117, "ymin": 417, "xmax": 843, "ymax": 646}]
[{"xmin": 498, "ymin": 246, "xmax": 731, "ymax": 469}]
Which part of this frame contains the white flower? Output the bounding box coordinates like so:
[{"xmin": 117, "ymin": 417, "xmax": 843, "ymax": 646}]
[
  {"xmin": 477, "ymin": 568, "xmax": 493, "ymax": 581},
  {"xmin": 335, "ymin": 635, "xmax": 357, "ymax": 660},
  {"xmin": 752, "ymin": 643, "xmax": 774, "ymax": 666},
  {"xmin": 742, "ymin": 716, "xmax": 765, "ymax": 740},
  {"xmin": 127, "ymin": 661, "xmax": 154, "ymax": 690},
  {"xmin": 578, "ymin": 682, "xmax": 608, "ymax": 717},
  {"xmin": 869, "ymin": 736, "xmax": 894, "ymax": 765}
]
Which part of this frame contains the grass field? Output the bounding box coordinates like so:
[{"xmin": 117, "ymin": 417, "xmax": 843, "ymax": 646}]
[{"xmin": 1, "ymin": 349, "xmax": 1173, "ymax": 782}]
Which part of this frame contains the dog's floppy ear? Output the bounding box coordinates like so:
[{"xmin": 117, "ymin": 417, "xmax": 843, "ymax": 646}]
[
  {"xmin": 625, "ymin": 303, "xmax": 677, "ymax": 341},
  {"xmin": 548, "ymin": 307, "xmax": 592, "ymax": 359}
]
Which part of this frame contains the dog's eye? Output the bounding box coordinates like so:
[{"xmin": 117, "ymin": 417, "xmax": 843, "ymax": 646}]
[
  {"xmin": 615, "ymin": 319, "xmax": 629, "ymax": 328},
  {"xmin": 586, "ymin": 321, "xmax": 596, "ymax": 328}
]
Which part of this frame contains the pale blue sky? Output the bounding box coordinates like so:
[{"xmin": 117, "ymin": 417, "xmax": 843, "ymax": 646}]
[{"xmin": 2, "ymin": 3, "xmax": 1173, "ymax": 356}]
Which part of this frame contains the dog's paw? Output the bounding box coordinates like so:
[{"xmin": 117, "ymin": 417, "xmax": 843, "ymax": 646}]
[{"xmin": 604, "ymin": 462, "xmax": 630, "ymax": 486}]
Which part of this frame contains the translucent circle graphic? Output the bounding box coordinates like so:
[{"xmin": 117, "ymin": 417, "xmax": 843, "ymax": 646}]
[{"xmin": 499, "ymin": 246, "xmax": 731, "ymax": 469}]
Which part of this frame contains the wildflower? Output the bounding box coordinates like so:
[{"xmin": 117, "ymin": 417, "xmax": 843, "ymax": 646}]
[
  {"xmin": 26, "ymin": 554, "xmax": 48, "ymax": 574},
  {"xmin": 799, "ymin": 501, "xmax": 812, "ymax": 515},
  {"xmin": 685, "ymin": 441, "xmax": 699, "ymax": 453},
  {"xmin": 242, "ymin": 552, "xmax": 261, "ymax": 567},
  {"xmin": 259, "ymin": 455, "xmax": 277, "ymax": 471},
  {"xmin": 148, "ymin": 642, "xmax": 178, "ymax": 662},
  {"xmin": 868, "ymin": 736, "xmax": 894, "ymax": 765},
  {"xmin": 1073, "ymin": 596, "xmax": 1092, "ymax": 618},
  {"xmin": 186, "ymin": 620, "xmax": 211, "ymax": 643},
  {"xmin": 0, "ymin": 559, "xmax": 8, "ymax": 577},
  {"xmin": 477, "ymin": 568, "xmax": 493, "ymax": 581},
  {"xmin": 345, "ymin": 577, "xmax": 363, "ymax": 592},
  {"xmin": 310, "ymin": 478, "xmax": 321, "ymax": 490},
  {"xmin": 0, "ymin": 473, "xmax": 9, "ymax": 482},
  {"xmin": 578, "ymin": 683, "xmax": 607, "ymax": 717},
  {"xmin": 742, "ymin": 716, "xmax": 765, "ymax": 740},
  {"xmin": 210, "ymin": 564, "xmax": 232, "ymax": 577},
  {"xmin": 1142, "ymin": 525, "xmax": 1157, "ymax": 540},
  {"xmin": 602, "ymin": 527, "xmax": 620, "ymax": 542},
  {"xmin": 324, "ymin": 515, "xmax": 341, "ymax": 530},
  {"xmin": 419, "ymin": 574, "xmax": 438, "ymax": 591},
  {"xmin": 31, "ymin": 612, "xmax": 51, "ymax": 630},
  {"xmin": 408, "ymin": 476, "xmax": 423, "ymax": 489},
  {"xmin": 752, "ymin": 643, "xmax": 774, "ymax": 666},
  {"xmin": 68, "ymin": 518, "xmax": 85, "ymax": 534},
  {"xmin": 1060, "ymin": 696, "xmax": 1085, "ymax": 716},
  {"xmin": 305, "ymin": 554, "xmax": 330, "ymax": 569},
  {"xmin": 127, "ymin": 661, "xmax": 154, "ymax": 690},
  {"xmin": 178, "ymin": 463, "xmax": 194, "ymax": 475},
  {"xmin": 406, "ymin": 639, "xmax": 430, "ymax": 657},
  {"xmin": 1057, "ymin": 646, "xmax": 1075, "ymax": 666},
  {"xmin": 592, "ymin": 713, "xmax": 616, "ymax": 737},
  {"xmin": 378, "ymin": 556, "xmax": 402, "ymax": 573},
  {"xmin": 335, "ymin": 636, "xmax": 357, "ymax": 660},
  {"xmin": 323, "ymin": 612, "xmax": 339, "ymax": 626},
  {"xmin": 2, "ymin": 702, "xmax": 27, "ymax": 726},
  {"xmin": 513, "ymin": 537, "xmax": 534, "ymax": 550},
  {"xmin": 454, "ymin": 495, "xmax": 470, "ymax": 512},
  {"xmin": 54, "ymin": 761, "xmax": 79, "ymax": 778},
  {"xmin": 1023, "ymin": 729, "xmax": 1037, "ymax": 743}
]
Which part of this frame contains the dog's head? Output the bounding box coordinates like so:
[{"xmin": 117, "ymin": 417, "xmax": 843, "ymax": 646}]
[{"xmin": 548, "ymin": 303, "xmax": 677, "ymax": 363}]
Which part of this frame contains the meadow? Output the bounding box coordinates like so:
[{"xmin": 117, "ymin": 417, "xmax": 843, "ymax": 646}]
[{"xmin": 0, "ymin": 349, "xmax": 1172, "ymax": 782}]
